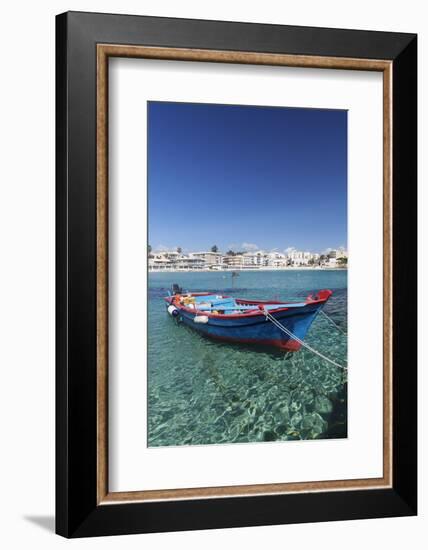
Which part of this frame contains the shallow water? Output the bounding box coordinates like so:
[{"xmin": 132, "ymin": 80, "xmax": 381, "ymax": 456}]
[{"xmin": 148, "ymin": 270, "xmax": 347, "ymax": 447}]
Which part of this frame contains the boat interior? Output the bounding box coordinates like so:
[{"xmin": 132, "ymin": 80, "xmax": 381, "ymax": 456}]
[{"xmin": 173, "ymin": 293, "xmax": 307, "ymax": 315}]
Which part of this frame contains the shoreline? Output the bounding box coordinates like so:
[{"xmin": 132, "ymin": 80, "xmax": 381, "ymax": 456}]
[{"xmin": 148, "ymin": 267, "xmax": 348, "ymax": 274}]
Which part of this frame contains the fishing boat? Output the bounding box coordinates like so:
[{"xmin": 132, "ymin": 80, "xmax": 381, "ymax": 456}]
[{"xmin": 165, "ymin": 284, "xmax": 333, "ymax": 351}]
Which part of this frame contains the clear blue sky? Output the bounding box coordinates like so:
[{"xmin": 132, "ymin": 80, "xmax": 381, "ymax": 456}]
[{"xmin": 148, "ymin": 101, "xmax": 347, "ymax": 253}]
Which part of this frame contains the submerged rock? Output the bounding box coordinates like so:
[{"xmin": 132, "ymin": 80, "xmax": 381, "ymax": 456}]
[
  {"xmin": 301, "ymin": 412, "xmax": 328, "ymax": 438},
  {"xmin": 273, "ymin": 407, "xmax": 290, "ymax": 425},
  {"xmin": 290, "ymin": 412, "xmax": 303, "ymax": 428},
  {"xmin": 290, "ymin": 401, "xmax": 302, "ymax": 412},
  {"xmin": 275, "ymin": 424, "xmax": 288, "ymax": 436},
  {"xmin": 315, "ymin": 395, "xmax": 333, "ymax": 415},
  {"xmin": 263, "ymin": 430, "xmax": 277, "ymax": 442}
]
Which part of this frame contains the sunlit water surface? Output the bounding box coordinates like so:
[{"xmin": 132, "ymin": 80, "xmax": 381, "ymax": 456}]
[{"xmin": 148, "ymin": 270, "xmax": 347, "ymax": 447}]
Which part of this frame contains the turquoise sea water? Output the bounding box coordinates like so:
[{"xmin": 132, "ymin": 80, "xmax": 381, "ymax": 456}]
[{"xmin": 148, "ymin": 270, "xmax": 347, "ymax": 447}]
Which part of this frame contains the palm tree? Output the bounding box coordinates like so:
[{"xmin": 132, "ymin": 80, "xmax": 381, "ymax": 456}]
[
  {"xmin": 177, "ymin": 247, "xmax": 182, "ymax": 254},
  {"xmin": 211, "ymin": 245, "xmax": 218, "ymax": 253}
]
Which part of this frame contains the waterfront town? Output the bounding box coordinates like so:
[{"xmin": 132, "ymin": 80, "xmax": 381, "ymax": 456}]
[{"xmin": 148, "ymin": 246, "xmax": 348, "ymax": 272}]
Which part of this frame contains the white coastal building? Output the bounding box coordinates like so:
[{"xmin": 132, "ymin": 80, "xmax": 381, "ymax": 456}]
[
  {"xmin": 222, "ymin": 254, "xmax": 246, "ymax": 269},
  {"xmin": 265, "ymin": 251, "xmax": 287, "ymax": 268},
  {"xmin": 287, "ymin": 250, "xmax": 319, "ymax": 266},
  {"xmin": 324, "ymin": 248, "xmax": 348, "ymax": 267},
  {"xmin": 191, "ymin": 251, "xmax": 223, "ymax": 267},
  {"xmin": 242, "ymin": 251, "xmax": 266, "ymax": 268},
  {"xmin": 148, "ymin": 251, "xmax": 204, "ymax": 271},
  {"xmin": 148, "ymin": 247, "xmax": 346, "ymax": 271}
]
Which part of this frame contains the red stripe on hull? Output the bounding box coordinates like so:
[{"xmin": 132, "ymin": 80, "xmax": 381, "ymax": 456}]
[{"xmin": 208, "ymin": 333, "xmax": 302, "ymax": 351}]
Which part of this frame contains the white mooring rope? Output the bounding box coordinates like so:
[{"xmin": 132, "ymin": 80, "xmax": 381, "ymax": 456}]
[
  {"xmin": 320, "ymin": 309, "xmax": 347, "ymax": 336},
  {"xmin": 263, "ymin": 310, "xmax": 347, "ymax": 371}
]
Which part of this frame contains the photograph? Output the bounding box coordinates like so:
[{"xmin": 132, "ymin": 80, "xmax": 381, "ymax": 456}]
[{"xmin": 147, "ymin": 101, "xmax": 348, "ymax": 447}]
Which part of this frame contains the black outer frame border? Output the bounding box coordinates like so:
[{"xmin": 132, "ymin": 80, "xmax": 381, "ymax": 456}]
[{"xmin": 55, "ymin": 11, "xmax": 417, "ymax": 538}]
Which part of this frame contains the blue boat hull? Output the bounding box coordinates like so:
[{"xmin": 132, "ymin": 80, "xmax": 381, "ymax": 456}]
[{"xmin": 165, "ymin": 294, "xmax": 330, "ymax": 351}]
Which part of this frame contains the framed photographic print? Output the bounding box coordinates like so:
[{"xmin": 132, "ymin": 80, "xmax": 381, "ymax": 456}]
[{"xmin": 56, "ymin": 11, "xmax": 417, "ymax": 537}]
